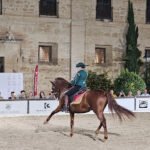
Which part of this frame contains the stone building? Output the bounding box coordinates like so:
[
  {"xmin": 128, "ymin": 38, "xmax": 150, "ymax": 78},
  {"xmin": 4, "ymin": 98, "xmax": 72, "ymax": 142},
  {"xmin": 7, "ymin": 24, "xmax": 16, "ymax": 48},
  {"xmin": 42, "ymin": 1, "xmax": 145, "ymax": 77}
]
[{"xmin": 0, "ymin": 0, "xmax": 150, "ymax": 94}]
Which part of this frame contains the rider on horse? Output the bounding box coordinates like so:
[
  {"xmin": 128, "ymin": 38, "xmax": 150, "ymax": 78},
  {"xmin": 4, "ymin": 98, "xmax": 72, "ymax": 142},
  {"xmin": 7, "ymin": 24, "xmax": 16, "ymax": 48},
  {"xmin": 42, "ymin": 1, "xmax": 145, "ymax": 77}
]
[{"xmin": 64, "ymin": 62, "xmax": 88, "ymax": 112}]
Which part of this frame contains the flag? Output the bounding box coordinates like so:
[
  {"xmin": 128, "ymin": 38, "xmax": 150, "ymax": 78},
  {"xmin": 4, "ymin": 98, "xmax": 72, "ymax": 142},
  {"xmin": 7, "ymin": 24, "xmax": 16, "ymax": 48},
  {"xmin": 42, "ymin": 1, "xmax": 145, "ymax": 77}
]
[{"xmin": 34, "ymin": 65, "xmax": 38, "ymax": 96}]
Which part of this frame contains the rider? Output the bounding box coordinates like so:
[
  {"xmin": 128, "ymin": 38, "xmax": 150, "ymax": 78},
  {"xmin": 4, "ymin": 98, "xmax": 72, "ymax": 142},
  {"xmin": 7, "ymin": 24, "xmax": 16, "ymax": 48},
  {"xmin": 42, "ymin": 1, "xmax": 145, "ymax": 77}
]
[{"xmin": 64, "ymin": 62, "xmax": 88, "ymax": 111}]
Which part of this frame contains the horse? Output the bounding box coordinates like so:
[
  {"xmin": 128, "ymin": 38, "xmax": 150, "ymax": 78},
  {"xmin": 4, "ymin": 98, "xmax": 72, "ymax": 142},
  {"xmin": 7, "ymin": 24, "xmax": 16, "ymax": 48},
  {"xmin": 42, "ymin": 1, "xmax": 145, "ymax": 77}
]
[{"xmin": 44, "ymin": 77, "xmax": 135, "ymax": 140}]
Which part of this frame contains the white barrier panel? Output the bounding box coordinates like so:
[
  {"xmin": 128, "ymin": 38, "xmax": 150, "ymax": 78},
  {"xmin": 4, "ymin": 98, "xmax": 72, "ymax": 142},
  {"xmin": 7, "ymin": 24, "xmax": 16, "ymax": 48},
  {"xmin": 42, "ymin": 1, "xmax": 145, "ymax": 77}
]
[
  {"xmin": 0, "ymin": 73, "xmax": 23, "ymax": 99},
  {"xmin": 0, "ymin": 101, "xmax": 27, "ymax": 115},
  {"xmin": 29, "ymin": 100, "xmax": 59, "ymax": 115},
  {"xmin": 116, "ymin": 98, "xmax": 135, "ymax": 111},
  {"xmin": 135, "ymin": 97, "xmax": 150, "ymax": 112},
  {"xmin": 104, "ymin": 98, "xmax": 135, "ymax": 113}
]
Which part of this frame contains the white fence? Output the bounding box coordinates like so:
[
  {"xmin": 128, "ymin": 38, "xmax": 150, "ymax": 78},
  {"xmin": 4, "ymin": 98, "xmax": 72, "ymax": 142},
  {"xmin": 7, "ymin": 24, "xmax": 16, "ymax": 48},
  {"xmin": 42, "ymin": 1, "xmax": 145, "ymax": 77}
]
[
  {"xmin": 0, "ymin": 100, "xmax": 27, "ymax": 115},
  {"xmin": 135, "ymin": 97, "xmax": 150, "ymax": 112},
  {"xmin": 29, "ymin": 100, "xmax": 59, "ymax": 115},
  {"xmin": 0, "ymin": 97, "xmax": 150, "ymax": 116}
]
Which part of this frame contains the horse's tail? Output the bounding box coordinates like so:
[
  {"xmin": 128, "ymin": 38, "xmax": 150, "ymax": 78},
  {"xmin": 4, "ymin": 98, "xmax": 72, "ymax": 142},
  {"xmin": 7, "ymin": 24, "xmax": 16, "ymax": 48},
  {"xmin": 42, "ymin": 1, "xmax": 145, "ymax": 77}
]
[{"xmin": 107, "ymin": 93, "xmax": 135, "ymax": 121}]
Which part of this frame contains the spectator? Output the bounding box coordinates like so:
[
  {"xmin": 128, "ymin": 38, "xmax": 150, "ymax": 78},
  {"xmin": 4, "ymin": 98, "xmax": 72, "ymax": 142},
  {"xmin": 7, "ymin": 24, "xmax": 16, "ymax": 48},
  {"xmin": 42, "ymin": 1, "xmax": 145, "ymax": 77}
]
[
  {"xmin": 19, "ymin": 90, "xmax": 27, "ymax": 99},
  {"xmin": 47, "ymin": 91, "xmax": 56, "ymax": 100},
  {"xmin": 39, "ymin": 91, "xmax": 46, "ymax": 99},
  {"xmin": 27, "ymin": 91, "xmax": 34, "ymax": 99},
  {"xmin": 119, "ymin": 90, "xmax": 126, "ymax": 97},
  {"xmin": 0, "ymin": 91, "xmax": 3, "ymax": 99},
  {"xmin": 8, "ymin": 91, "xmax": 17, "ymax": 100},
  {"xmin": 141, "ymin": 88, "xmax": 150, "ymax": 96},
  {"xmin": 127, "ymin": 91, "xmax": 133, "ymax": 97},
  {"xmin": 110, "ymin": 89, "xmax": 117, "ymax": 98},
  {"xmin": 136, "ymin": 90, "xmax": 141, "ymax": 97}
]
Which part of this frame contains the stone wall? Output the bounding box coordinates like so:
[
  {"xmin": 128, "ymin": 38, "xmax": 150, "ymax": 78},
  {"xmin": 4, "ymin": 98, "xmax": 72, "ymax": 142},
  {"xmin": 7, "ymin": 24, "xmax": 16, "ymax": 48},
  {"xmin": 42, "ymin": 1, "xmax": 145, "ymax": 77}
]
[{"xmin": 0, "ymin": 0, "xmax": 149, "ymax": 95}]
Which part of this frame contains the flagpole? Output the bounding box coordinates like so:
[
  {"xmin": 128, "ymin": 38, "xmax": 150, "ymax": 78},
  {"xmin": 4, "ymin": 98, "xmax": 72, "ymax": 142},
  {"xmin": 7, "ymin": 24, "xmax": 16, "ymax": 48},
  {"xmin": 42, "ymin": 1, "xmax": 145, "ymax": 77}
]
[{"xmin": 33, "ymin": 64, "xmax": 38, "ymax": 96}]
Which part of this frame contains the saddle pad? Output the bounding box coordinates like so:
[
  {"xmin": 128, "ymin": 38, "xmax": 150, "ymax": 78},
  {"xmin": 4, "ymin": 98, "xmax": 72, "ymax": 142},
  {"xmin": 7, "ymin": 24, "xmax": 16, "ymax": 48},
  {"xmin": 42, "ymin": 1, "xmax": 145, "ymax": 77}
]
[{"xmin": 71, "ymin": 92, "xmax": 85, "ymax": 105}]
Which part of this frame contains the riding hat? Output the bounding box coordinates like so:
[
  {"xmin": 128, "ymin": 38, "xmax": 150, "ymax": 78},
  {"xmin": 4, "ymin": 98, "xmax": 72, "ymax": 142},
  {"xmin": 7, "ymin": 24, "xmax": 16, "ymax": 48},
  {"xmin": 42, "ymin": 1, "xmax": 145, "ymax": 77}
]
[{"xmin": 76, "ymin": 62, "xmax": 87, "ymax": 68}]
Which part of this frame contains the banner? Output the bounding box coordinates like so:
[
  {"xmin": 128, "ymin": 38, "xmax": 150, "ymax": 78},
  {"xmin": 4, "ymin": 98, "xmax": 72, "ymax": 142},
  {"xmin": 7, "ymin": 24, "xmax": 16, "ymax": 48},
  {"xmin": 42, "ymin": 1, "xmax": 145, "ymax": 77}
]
[
  {"xmin": 135, "ymin": 97, "xmax": 150, "ymax": 112},
  {"xmin": 34, "ymin": 65, "xmax": 38, "ymax": 96},
  {"xmin": 0, "ymin": 101, "xmax": 27, "ymax": 115},
  {"xmin": 29, "ymin": 100, "xmax": 59, "ymax": 115},
  {"xmin": 0, "ymin": 73, "xmax": 23, "ymax": 99}
]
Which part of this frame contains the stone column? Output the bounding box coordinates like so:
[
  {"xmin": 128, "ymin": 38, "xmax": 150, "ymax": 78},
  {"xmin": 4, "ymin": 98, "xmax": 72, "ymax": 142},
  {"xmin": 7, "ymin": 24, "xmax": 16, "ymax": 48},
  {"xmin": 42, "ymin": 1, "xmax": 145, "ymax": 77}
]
[{"xmin": 70, "ymin": 0, "xmax": 85, "ymax": 78}]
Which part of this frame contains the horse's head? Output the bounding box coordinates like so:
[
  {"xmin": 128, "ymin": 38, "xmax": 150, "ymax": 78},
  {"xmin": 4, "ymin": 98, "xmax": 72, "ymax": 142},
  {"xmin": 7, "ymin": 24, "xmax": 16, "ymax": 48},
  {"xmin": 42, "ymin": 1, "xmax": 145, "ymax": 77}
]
[{"xmin": 50, "ymin": 77, "xmax": 72, "ymax": 99}]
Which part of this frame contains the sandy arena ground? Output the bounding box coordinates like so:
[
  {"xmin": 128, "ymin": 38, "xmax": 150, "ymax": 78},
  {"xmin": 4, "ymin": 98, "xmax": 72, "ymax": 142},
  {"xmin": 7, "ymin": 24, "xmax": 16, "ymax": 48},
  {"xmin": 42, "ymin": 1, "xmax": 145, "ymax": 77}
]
[{"xmin": 0, "ymin": 112, "xmax": 150, "ymax": 150}]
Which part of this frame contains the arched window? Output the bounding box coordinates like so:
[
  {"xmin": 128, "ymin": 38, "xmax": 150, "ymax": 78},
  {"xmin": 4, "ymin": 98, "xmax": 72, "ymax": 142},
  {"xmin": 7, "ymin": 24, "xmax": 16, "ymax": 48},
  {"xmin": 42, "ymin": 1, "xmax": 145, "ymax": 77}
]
[{"xmin": 39, "ymin": 0, "xmax": 57, "ymax": 16}]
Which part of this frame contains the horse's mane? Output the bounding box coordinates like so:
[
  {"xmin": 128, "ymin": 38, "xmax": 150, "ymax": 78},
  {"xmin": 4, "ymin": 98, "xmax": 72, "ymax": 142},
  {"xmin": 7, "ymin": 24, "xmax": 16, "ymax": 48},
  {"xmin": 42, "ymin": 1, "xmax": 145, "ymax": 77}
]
[{"xmin": 55, "ymin": 77, "xmax": 72, "ymax": 88}]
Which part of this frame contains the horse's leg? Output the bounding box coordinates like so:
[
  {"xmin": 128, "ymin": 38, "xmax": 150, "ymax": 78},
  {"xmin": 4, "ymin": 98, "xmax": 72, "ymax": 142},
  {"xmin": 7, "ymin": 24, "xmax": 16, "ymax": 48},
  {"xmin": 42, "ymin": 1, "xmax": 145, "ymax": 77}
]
[
  {"xmin": 70, "ymin": 112, "xmax": 74, "ymax": 137},
  {"xmin": 95, "ymin": 122, "xmax": 103, "ymax": 135},
  {"xmin": 95, "ymin": 112, "xmax": 108, "ymax": 140},
  {"xmin": 43, "ymin": 104, "xmax": 63, "ymax": 124}
]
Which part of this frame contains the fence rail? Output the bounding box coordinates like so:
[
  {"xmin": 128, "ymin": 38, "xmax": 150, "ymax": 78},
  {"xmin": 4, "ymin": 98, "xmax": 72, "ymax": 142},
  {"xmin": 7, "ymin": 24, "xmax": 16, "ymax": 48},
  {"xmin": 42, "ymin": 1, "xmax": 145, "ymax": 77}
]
[{"xmin": 0, "ymin": 97, "xmax": 150, "ymax": 116}]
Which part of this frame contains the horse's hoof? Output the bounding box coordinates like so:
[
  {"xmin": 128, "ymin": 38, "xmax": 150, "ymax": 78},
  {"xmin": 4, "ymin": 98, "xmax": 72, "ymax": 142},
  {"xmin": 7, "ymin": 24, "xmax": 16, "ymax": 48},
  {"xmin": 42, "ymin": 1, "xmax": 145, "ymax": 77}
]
[
  {"xmin": 43, "ymin": 120, "xmax": 48, "ymax": 124},
  {"xmin": 95, "ymin": 130, "xmax": 99, "ymax": 135},
  {"xmin": 70, "ymin": 133, "xmax": 73, "ymax": 137}
]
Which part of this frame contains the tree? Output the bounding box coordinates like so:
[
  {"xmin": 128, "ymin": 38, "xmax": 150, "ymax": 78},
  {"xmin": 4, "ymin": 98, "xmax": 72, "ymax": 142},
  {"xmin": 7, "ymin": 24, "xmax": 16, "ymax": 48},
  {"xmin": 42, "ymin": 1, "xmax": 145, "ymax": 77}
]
[
  {"xmin": 124, "ymin": 0, "xmax": 142, "ymax": 73},
  {"xmin": 86, "ymin": 71, "xmax": 112, "ymax": 91},
  {"xmin": 114, "ymin": 69, "xmax": 146, "ymax": 96}
]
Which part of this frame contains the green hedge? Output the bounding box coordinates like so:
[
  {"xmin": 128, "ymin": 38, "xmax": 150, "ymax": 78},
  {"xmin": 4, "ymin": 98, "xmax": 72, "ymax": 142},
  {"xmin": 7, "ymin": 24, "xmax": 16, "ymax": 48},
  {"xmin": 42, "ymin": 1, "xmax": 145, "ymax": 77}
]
[
  {"xmin": 114, "ymin": 69, "xmax": 146, "ymax": 96},
  {"xmin": 87, "ymin": 71, "xmax": 112, "ymax": 91}
]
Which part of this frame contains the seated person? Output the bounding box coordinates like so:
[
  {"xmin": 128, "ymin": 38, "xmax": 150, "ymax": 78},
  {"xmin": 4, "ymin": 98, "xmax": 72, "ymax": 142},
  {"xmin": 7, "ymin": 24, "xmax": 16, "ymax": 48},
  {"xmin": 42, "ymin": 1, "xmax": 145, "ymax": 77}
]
[
  {"xmin": 19, "ymin": 90, "xmax": 27, "ymax": 99},
  {"xmin": 47, "ymin": 92, "xmax": 56, "ymax": 100},
  {"xmin": 27, "ymin": 91, "xmax": 35, "ymax": 99},
  {"xmin": 141, "ymin": 88, "xmax": 150, "ymax": 96},
  {"xmin": 8, "ymin": 91, "xmax": 17, "ymax": 100},
  {"xmin": 127, "ymin": 91, "xmax": 133, "ymax": 97},
  {"xmin": 118, "ymin": 90, "xmax": 126, "ymax": 97},
  {"xmin": 39, "ymin": 91, "xmax": 46, "ymax": 99},
  {"xmin": 110, "ymin": 89, "xmax": 117, "ymax": 98},
  {"xmin": 136, "ymin": 90, "xmax": 141, "ymax": 97}
]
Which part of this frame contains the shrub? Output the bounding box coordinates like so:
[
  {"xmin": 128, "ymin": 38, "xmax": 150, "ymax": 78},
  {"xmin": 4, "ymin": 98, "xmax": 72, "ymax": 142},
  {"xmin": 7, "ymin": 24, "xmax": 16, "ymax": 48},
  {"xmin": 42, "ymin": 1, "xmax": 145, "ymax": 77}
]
[
  {"xmin": 114, "ymin": 69, "xmax": 146, "ymax": 96},
  {"xmin": 87, "ymin": 71, "xmax": 112, "ymax": 91}
]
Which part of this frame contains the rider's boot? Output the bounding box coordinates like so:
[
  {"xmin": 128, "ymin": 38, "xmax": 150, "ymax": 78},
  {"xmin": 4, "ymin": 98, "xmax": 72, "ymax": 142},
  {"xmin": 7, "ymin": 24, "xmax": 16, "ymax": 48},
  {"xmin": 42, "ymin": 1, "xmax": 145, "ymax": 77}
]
[{"xmin": 64, "ymin": 95, "xmax": 69, "ymax": 113}]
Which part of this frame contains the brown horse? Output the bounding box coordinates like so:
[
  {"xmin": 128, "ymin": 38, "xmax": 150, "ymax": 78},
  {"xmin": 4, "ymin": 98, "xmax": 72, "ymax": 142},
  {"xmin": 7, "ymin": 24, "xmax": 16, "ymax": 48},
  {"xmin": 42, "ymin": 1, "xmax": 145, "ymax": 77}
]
[{"xmin": 44, "ymin": 77, "xmax": 135, "ymax": 140}]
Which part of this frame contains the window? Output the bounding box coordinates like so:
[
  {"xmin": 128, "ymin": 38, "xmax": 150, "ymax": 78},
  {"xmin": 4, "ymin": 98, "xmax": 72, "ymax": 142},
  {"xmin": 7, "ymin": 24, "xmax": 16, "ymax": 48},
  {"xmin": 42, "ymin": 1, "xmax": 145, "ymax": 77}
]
[
  {"xmin": 96, "ymin": 0, "xmax": 112, "ymax": 20},
  {"xmin": 0, "ymin": 57, "xmax": 4, "ymax": 72},
  {"xmin": 146, "ymin": 0, "xmax": 150, "ymax": 23},
  {"xmin": 39, "ymin": 0, "xmax": 58, "ymax": 16},
  {"xmin": 145, "ymin": 49, "xmax": 150, "ymax": 58},
  {"xmin": 144, "ymin": 49, "xmax": 150, "ymax": 85},
  {"xmin": 0, "ymin": 0, "xmax": 2, "ymax": 15},
  {"xmin": 39, "ymin": 46, "xmax": 52, "ymax": 63},
  {"xmin": 95, "ymin": 47, "xmax": 106, "ymax": 64},
  {"xmin": 38, "ymin": 43, "xmax": 58, "ymax": 64},
  {"xmin": 95, "ymin": 45, "xmax": 112, "ymax": 65}
]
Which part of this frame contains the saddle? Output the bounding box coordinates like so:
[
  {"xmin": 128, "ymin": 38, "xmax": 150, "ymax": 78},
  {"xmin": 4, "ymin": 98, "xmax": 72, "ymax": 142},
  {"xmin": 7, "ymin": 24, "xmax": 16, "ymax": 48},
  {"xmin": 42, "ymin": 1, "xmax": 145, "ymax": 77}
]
[
  {"xmin": 63, "ymin": 88, "xmax": 86, "ymax": 112},
  {"xmin": 70, "ymin": 88, "xmax": 86, "ymax": 105}
]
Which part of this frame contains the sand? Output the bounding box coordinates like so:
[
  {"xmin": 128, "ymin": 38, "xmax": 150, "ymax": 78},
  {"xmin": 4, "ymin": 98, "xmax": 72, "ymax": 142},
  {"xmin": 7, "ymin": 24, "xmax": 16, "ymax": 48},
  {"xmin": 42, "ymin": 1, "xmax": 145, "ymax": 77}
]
[{"xmin": 0, "ymin": 112, "xmax": 150, "ymax": 150}]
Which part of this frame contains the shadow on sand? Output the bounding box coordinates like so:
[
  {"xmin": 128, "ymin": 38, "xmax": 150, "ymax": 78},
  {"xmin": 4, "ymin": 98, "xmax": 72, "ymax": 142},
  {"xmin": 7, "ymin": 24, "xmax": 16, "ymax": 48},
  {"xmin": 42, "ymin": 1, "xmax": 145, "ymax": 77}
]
[{"xmin": 35, "ymin": 125, "xmax": 120, "ymax": 142}]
